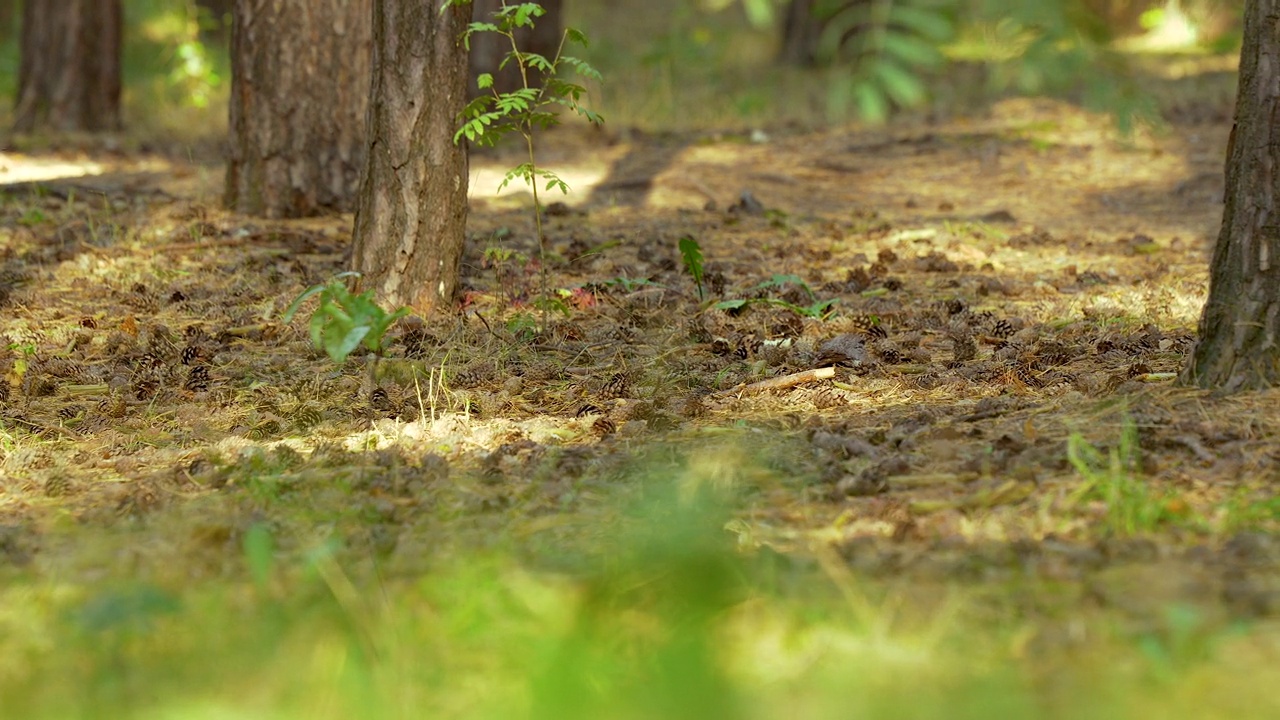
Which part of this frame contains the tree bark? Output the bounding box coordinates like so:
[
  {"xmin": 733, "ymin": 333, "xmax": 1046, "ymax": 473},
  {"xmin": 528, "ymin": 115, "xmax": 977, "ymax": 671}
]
[
  {"xmin": 779, "ymin": 0, "xmax": 821, "ymax": 66},
  {"xmin": 224, "ymin": 0, "xmax": 371, "ymax": 218},
  {"xmin": 14, "ymin": 0, "xmax": 122, "ymax": 133},
  {"xmin": 0, "ymin": 0, "xmax": 17, "ymax": 45},
  {"xmin": 350, "ymin": 0, "xmax": 471, "ymax": 314},
  {"xmin": 1183, "ymin": 0, "xmax": 1280, "ymax": 391},
  {"xmin": 468, "ymin": 0, "xmax": 563, "ymax": 97}
]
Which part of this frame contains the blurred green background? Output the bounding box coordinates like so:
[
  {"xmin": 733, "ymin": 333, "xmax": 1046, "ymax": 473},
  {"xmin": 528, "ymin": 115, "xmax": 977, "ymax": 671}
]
[{"xmin": 0, "ymin": 0, "xmax": 1246, "ymax": 144}]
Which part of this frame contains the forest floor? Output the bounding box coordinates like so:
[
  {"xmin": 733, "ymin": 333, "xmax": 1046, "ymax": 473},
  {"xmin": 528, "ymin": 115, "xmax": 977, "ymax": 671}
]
[{"xmin": 6, "ymin": 78, "xmax": 1280, "ymax": 717}]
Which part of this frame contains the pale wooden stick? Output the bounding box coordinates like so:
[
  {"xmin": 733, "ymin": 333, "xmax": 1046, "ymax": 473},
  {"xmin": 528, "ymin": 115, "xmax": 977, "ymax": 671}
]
[{"xmin": 714, "ymin": 366, "xmax": 837, "ymax": 399}]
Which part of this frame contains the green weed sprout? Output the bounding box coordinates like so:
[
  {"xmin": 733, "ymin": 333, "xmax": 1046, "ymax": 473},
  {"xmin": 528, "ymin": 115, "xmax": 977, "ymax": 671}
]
[
  {"xmin": 679, "ymin": 235, "xmax": 706, "ymax": 301},
  {"xmin": 1067, "ymin": 418, "xmax": 1177, "ymax": 536},
  {"xmin": 282, "ymin": 272, "xmax": 410, "ymax": 364}
]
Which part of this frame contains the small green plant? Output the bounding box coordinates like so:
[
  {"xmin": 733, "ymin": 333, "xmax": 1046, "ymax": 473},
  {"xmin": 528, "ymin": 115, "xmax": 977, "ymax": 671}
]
[
  {"xmin": 678, "ymin": 235, "xmax": 706, "ymax": 300},
  {"xmin": 1067, "ymin": 418, "xmax": 1178, "ymax": 536},
  {"xmin": 507, "ymin": 311, "xmax": 540, "ymax": 341},
  {"xmin": 1217, "ymin": 489, "xmax": 1280, "ymax": 534},
  {"xmin": 282, "ymin": 272, "xmax": 410, "ymax": 364},
  {"xmin": 482, "ymin": 245, "xmax": 533, "ymax": 305},
  {"xmin": 17, "ymin": 207, "xmax": 48, "ymax": 226},
  {"xmin": 714, "ymin": 274, "xmax": 838, "ymax": 319},
  {"xmin": 448, "ymin": 0, "xmax": 604, "ymax": 327}
]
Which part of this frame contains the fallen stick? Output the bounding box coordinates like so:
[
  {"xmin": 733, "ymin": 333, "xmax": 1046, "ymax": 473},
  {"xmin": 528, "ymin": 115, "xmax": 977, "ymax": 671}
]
[{"xmin": 713, "ymin": 366, "xmax": 837, "ymax": 399}]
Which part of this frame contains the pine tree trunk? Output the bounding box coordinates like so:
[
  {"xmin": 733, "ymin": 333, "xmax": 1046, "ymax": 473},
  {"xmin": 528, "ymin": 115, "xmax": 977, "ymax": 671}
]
[
  {"xmin": 13, "ymin": 0, "xmax": 121, "ymax": 132},
  {"xmin": 469, "ymin": 0, "xmax": 562, "ymax": 97},
  {"xmin": 224, "ymin": 0, "xmax": 371, "ymax": 218},
  {"xmin": 350, "ymin": 0, "xmax": 471, "ymax": 314},
  {"xmin": 779, "ymin": 0, "xmax": 821, "ymax": 66},
  {"xmin": 0, "ymin": 1, "xmax": 17, "ymax": 45},
  {"xmin": 1183, "ymin": 0, "xmax": 1280, "ymax": 391}
]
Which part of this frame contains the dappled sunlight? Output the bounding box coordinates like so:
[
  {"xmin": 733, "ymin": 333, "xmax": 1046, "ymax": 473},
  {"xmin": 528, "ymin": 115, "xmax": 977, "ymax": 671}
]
[{"xmin": 0, "ymin": 152, "xmax": 106, "ymax": 185}]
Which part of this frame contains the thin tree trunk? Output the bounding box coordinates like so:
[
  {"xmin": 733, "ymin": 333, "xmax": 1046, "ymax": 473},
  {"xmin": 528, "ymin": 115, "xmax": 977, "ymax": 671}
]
[
  {"xmin": 0, "ymin": 0, "xmax": 17, "ymax": 45},
  {"xmin": 779, "ymin": 0, "xmax": 821, "ymax": 65},
  {"xmin": 469, "ymin": 0, "xmax": 562, "ymax": 97},
  {"xmin": 224, "ymin": 0, "xmax": 371, "ymax": 218},
  {"xmin": 350, "ymin": 0, "xmax": 471, "ymax": 314},
  {"xmin": 1183, "ymin": 0, "xmax": 1280, "ymax": 390},
  {"xmin": 14, "ymin": 0, "xmax": 122, "ymax": 132}
]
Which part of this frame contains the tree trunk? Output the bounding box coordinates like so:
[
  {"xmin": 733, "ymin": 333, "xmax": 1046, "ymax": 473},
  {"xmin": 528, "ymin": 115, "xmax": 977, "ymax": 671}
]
[
  {"xmin": 14, "ymin": 0, "xmax": 122, "ymax": 132},
  {"xmin": 350, "ymin": 0, "xmax": 471, "ymax": 314},
  {"xmin": 1183, "ymin": 0, "xmax": 1280, "ymax": 391},
  {"xmin": 224, "ymin": 0, "xmax": 371, "ymax": 218},
  {"xmin": 469, "ymin": 0, "xmax": 562, "ymax": 97},
  {"xmin": 779, "ymin": 0, "xmax": 821, "ymax": 66},
  {"xmin": 0, "ymin": 0, "xmax": 17, "ymax": 45}
]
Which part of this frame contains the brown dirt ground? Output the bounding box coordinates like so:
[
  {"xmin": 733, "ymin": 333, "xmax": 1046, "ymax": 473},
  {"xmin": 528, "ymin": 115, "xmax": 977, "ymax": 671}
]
[{"xmin": 5, "ymin": 93, "xmax": 1280, "ymax": 624}]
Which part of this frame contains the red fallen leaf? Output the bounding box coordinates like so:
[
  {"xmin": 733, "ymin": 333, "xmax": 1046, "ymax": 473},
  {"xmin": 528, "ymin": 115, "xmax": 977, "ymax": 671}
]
[
  {"xmin": 568, "ymin": 286, "xmax": 597, "ymax": 310},
  {"xmin": 458, "ymin": 290, "xmax": 485, "ymax": 311}
]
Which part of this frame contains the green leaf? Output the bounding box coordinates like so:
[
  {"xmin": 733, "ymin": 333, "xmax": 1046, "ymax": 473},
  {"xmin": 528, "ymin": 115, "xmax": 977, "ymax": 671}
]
[
  {"xmin": 569, "ymin": 59, "xmax": 603, "ymax": 82},
  {"xmin": 678, "ymin": 235, "xmax": 705, "ymax": 300},
  {"xmin": 496, "ymin": 95, "xmax": 531, "ymax": 113},
  {"xmin": 532, "ymin": 296, "xmax": 571, "ymax": 316},
  {"xmin": 803, "ymin": 298, "xmax": 839, "ymax": 319},
  {"xmin": 761, "ymin": 274, "xmax": 807, "ymax": 291},
  {"xmin": 476, "ymin": 72, "xmax": 494, "ymax": 90},
  {"xmin": 327, "ymin": 325, "xmax": 370, "ymax": 363},
  {"xmin": 282, "ymin": 283, "xmax": 328, "ymax": 322},
  {"xmin": 367, "ymin": 307, "xmax": 412, "ymax": 352},
  {"xmin": 854, "ymin": 81, "xmax": 889, "ymax": 124},
  {"xmin": 308, "ymin": 309, "xmax": 327, "ymax": 351},
  {"xmin": 565, "ymin": 27, "xmax": 589, "ymax": 48},
  {"xmin": 873, "ymin": 58, "xmax": 927, "ymax": 107},
  {"xmin": 524, "ymin": 53, "xmax": 553, "ymax": 73},
  {"xmin": 318, "ymin": 301, "xmax": 355, "ymax": 327},
  {"xmin": 510, "ymin": 3, "xmax": 545, "ymax": 28},
  {"xmin": 881, "ymin": 31, "xmax": 943, "ymax": 68},
  {"xmin": 887, "ymin": 4, "xmax": 953, "ymax": 42},
  {"xmin": 713, "ymin": 299, "xmax": 748, "ymax": 312}
]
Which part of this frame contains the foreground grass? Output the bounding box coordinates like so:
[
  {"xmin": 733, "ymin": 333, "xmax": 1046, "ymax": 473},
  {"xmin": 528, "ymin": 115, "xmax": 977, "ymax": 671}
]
[{"xmin": 3, "ymin": 443, "xmax": 1280, "ymax": 720}]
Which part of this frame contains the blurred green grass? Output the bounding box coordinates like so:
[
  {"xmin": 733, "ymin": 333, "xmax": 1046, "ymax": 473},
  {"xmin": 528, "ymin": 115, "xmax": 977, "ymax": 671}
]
[{"xmin": 4, "ymin": 438, "xmax": 1280, "ymax": 720}]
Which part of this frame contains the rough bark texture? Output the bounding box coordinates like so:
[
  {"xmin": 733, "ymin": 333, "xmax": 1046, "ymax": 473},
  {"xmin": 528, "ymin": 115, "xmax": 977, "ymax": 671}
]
[
  {"xmin": 350, "ymin": 0, "xmax": 471, "ymax": 314},
  {"xmin": 14, "ymin": 0, "xmax": 121, "ymax": 132},
  {"xmin": 468, "ymin": 0, "xmax": 563, "ymax": 97},
  {"xmin": 224, "ymin": 0, "xmax": 371, "ymax": 217},
  {"xmin": 1183, "ymin": 0, "xmax": 1280, "ymax": 391}
]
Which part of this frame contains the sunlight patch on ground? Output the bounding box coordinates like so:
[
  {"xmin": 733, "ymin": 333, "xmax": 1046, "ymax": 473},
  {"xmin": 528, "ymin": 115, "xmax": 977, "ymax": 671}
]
[
  {"xmin": 468, "ymin": 163, "xmax": 607, "ymax": 205},
  {"xmin": 0, "ymin": 153, "xmax": 106, "ymax": 185}
]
